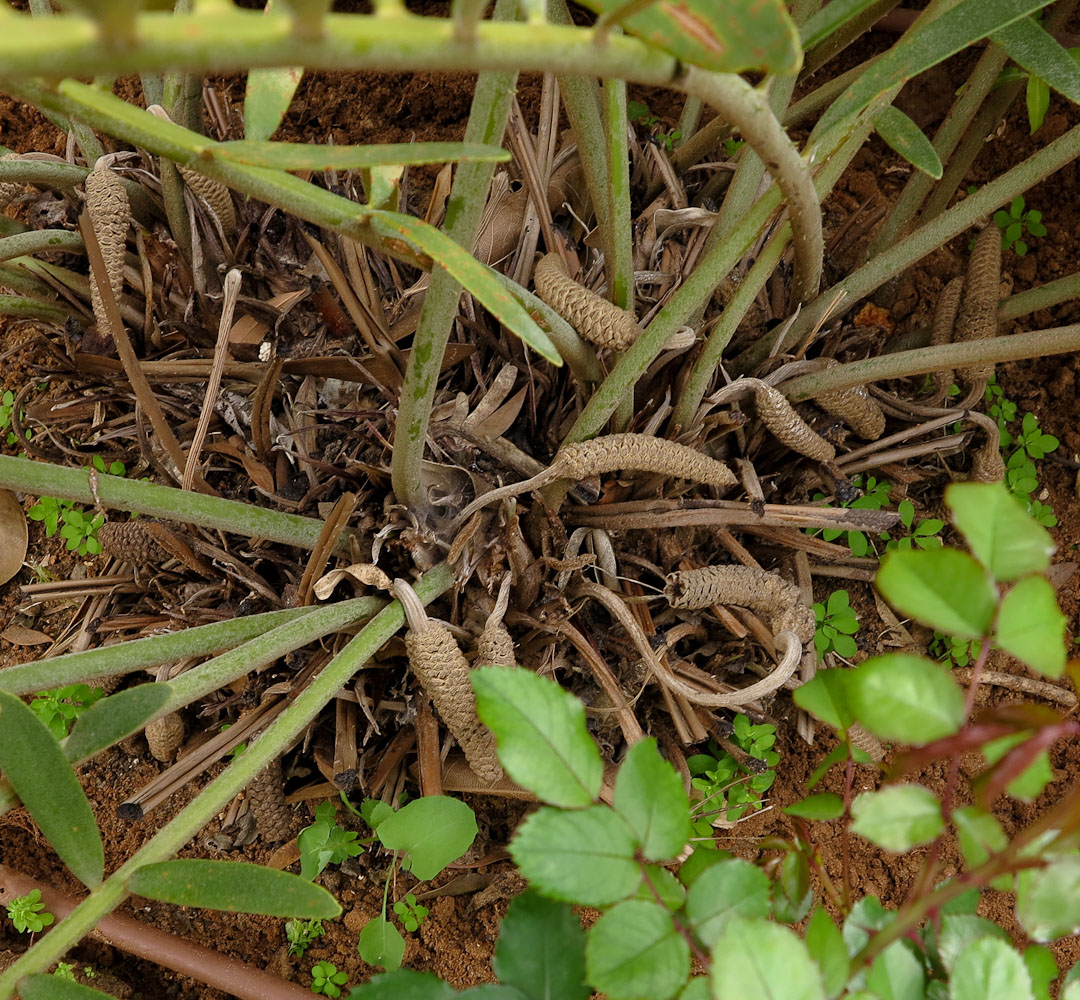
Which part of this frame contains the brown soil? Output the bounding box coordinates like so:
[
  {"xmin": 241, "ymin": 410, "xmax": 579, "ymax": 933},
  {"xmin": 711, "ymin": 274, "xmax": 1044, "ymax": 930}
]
[{"xmin": 2, "ymin": 13, "xmax": 1080, "ymax": 1000}]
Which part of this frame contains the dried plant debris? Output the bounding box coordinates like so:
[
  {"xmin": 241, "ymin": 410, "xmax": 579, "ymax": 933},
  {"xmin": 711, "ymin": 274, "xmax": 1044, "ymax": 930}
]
[
  {"xmin": 0, "ymin": 489, "xmax": 28, "ymax": 587},
  {"xmin": 534, "ymin": 252, "xmax": 641, "ymax": 351},
  {"xmin": 145, "ymin": 711, "xmax": 185, "ymax": 764},
  {"xmin": 955, "ymin": 224, "xmax": 1001, "ymax": 386},
  {"xmin": 394, "ymin": 579, "xmax": 503, "ymax": 783},
  {"xmin": 248, "ymin": 756, "xmax": 294, "ymax": 842},
  {"xmin": 177, "ymin": 165, "xmax": 237, "ymax": 238},
  {"xmin": 476, "ymin": 576, "xmax": 515, "ymax": 667},
  {"xmin": 664, "ymin": 564, "xmax": 815, "ymax": 644},
  {"xmin": 813, "ymin": 361, "xmax": 885, "ymax": 440},
  {"xmin": 752, "ymin": 382, "xmax": 835, "ymax": 462},
  {"xmin": 98, "ymin": 520, "xmax": 164, "ymax": 565},
  {"xmin": 84, "ymin": 161, "xmax": 130, "ymax": 332},
  {"xmin": 928, "ymin": 276, "xmax": 964, "ymax": 401}
]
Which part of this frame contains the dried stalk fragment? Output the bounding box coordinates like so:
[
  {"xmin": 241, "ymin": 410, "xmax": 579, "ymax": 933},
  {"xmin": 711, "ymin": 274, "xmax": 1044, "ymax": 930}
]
[
  {"xmin": 955, "ymin": 225, "xmax": 1001, "ymax": 385},
  {"xmin": 664, "ymin": 564, "xmax": 815, "ymax": 644},
  {"xmin": 928, "ymin": 276, "xmax": 964, "ymax": 402},
  {"xmin": 84, "ymin": 162, "xmax": 129, "ymax": 333},
  {"xmin": 145, "ymin": 711, "xmax": 184, "ymax": 763},
  {"xmin": 248, "ymin": 756, "xmax": 293, "ymax": 842},
  {"xmin": 814, "ymin": 361, "xmax": 885, "ymax": 440},
  {"xmin": 177, "ymin": 165, "xmax": 237, "ymax": 237},
  {"xmin": 534, "ymin": 252, "xmax": 641, "ymax": 351},
  {"xmin": 753, "ymin": 383, "xmax": 835, "ymax": 461},
  {"xmin": 393, "ymin": 579, "xmax": 503, "ymax": 783}
]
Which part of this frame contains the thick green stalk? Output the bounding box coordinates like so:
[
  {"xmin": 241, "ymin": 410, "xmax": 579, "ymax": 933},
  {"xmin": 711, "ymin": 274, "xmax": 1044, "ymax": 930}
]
[
  {"xmin": 0, "ymin": 228, "xmax": 82, "ymax": 262},
  {"xmin": 0, "ymin": 455, "xmax": 333, "ymax": 551},
  {"xmin": 391, "ymin": 0, "xmax": 518, "ymax": 512},
  {"xmin": 0, "ymin": 159, "xmax": 159, "ymax": 223},
  {"xmin": 0, "ymin": 563, "xmax": 454, "ymax": 997},
  {"xmin": 1001, "ymin": 269, "xmax": 1080, "ymax": 321},
  {"xmin": 780, "ymin": 323, "xmax": 1080, "ymax": 401},
  {"xmin": 734, "ymin": 117, "xmax": 1080, "ymax": 373},
  {"xmin": 0, "ymin": 294, "xmax": 69, "ymax": 324},
  {"xmin": 802, "ymin": 0, "xmax": 901, "ymax": 74}
]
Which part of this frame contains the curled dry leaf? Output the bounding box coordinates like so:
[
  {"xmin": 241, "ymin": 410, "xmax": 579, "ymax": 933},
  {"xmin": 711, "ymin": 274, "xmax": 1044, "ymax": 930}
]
[
  {"xmin": 313, "ymin": 562, "xmax": 393, "ymax": 601},
  {"xmin": 0, "ymin": 488, "xmax": 28, "ymax": 586}
]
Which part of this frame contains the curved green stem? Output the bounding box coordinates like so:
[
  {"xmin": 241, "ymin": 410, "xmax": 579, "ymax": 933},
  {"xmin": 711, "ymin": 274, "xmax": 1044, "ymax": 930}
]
[
  {"xmin": 0, "ymin": 228, "xmax": 83, "ymax": 262},
  {"xmin": 0, "ymin": 294, "xmax": 70, "ymax": 324},
  {"xmin": 0, "ymin": 563, "xmax": 454, "ymax": 998}
]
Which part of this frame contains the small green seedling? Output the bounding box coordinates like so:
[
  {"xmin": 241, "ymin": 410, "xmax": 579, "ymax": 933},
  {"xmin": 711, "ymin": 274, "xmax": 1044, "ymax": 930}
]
[
  {"xmin": 286, "ymin": 918, "xmax": 325, "ymax": 958},
  {"xmin": 0, "ymin": 389, "xmax": 31, "ymax": 448},
  {"xmin": 627, "ymin": 99, "xmax": 682, "ymax": 151},
  {"xmin": 52, "ymin": 963, "xmax": 75, "ymax": 981},
  {"xmin": 884, "ymin": 499, "xmax": 945, "ymax": 553},
  {"xmin": 90, "ymin": 453, "xmax": 126, "ymax": 477},
  {"xmin": 5, "ymin": 890, "xmax": 54, "ymax": 934},
  {"xmin": 992, "ymin": 195, "xmax": 1046, "ymax": 256},
  {"xmin": 27, "ymin": 496, "xmax": 105, "ymax": 556},
  {"xmin": 30, "ymin": 683, "xmax": 105, "ymax": 739},
  {"xmin": 813, "ymin": 589, "xmax": 860, "ymax": 659},
  {"xmin": 687, "ymin": 715, "xmax": 780, "ymax": 825},
  {"xmin": 309, "ymin": 960, "xmax": 347, "ymax": 997},
  {"xmin": 392, "ymin": 893, "xmax": 429, "ymax": 933},
  {"xmin": 930, "ymin": 631, "xmax": 980, "ymax": 669},
  {"xmin": 722, "ymin": 137, "xmax": 744, "ymax": 157},
  {"xmin": 812, "ymin": 474, "xmax": 892, "ymax": 557},
  {"xmin": 296, "ymin": 802, "xmax": 363, "ymax": 881}
]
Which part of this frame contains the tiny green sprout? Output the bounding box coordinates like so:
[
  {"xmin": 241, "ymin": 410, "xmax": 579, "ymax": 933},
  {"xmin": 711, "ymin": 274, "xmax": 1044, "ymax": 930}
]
[
  {"xmin": 811, "ymin": 474, "xmax": 891, "ymax": 557},
  {"xmin": 5, "ymin": 889, "xmax": 54, "ymax": 934},
  {"xmin": 309, "ymin": 960, "xmax": 348, "ymax": 997},
  {"xmin": 884, "ymin": 499, "xmax": 945, "ymax": 553},
  {"xmin": 297, "ymin": 801, "xmax": 364, "ymax": 881},
  {"xmin": 992, "ymin": 195, "xmax": 1046, "ymax": 256},
  {"xmin": 58, "ymin": 507, "xmax": 105, "ymax": 556},
  {"xmin": 286, "ymin": 918, "xmax": 326, "ymax": 958},
  {"xmin": 723, "ymin": 137, "xmax": 744, "ymax": 157},
  {"xmin": 687, "ymin": 716, "xmax": 780, "ymax": 824},
  {"xmin": 1015, "ymin": 411, "xmax": 1059, "ymax": 461},
  {"xmin": 930, "ymin": 631, "xmax": 980, "ymax": 669},
  {"xmin": 991, "ymin": 47, "xmax": 1080, "ymax": 133},
  {"xmin": 219, "ymin": 724, "xmax": 248, "ymax": 759},
  {"xmin": 90, "ymin": 453, "xmax": 126, "ymax": 477},
  {"xmin": 813, "ymin": 589, "xmax": 860, "ymax": 659},
  {"xmin": 53, "ymin": 963, "xmax": 76, "ymax": 981},
  {"xmin": 0, "ymin": 389, "xmax": 31, "ymax": 448},
  {"xmin": 27, "ymin": 496, "xmax": 71, "ymax": 537},
  {"xmin": 625, "ymin": 99, "xmax": 681, "ymax": 150},
  {"xmin": 393, "ymin": 892, "xmax": 429, "ymax": 933},
  {"xmin": 30, "ymin": 683, "xmax": 105, "ymax": 739}
]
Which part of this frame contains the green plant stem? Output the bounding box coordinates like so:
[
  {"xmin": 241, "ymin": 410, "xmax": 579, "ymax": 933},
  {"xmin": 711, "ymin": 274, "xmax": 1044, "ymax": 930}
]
[
  {"xmin": 0, "ymin": 455, "xmax": 336, "ymax": 551},
  {"xmin": 390, "ymin": 0, "xmax": 518, "ymax": 512},
  {"xmin": 0, "ymin": 159, "xmax": 160, "ymax": 225},
  {"xmin": 1002, "ymin": 269, "xmax": 1080, "ymax": 321},
  {"xmin": 779, "ymin": 323, "xmax": 1080, "ymax": 401},
  {"xmin": 783, "ymin": 58, "xmax": 873, "ymax": 129},
  {"xmin": 0, "ymin": 294, "xmax": 70, "ymax": 324},
  {"xmin": 0, "ymin": 260, "xmax": 61, "ymax": 301},
  {"xmin": 669, "ymin": 224, "xmax": 789, "ymax": 431},
  {"xmin": 0, "ymin": 228, "xmax": 83, "ymax": 263},
  {"xmin": 735, "ymin": 116, "xmax": 1080, "ymax": 373},
  {"xmin": 0, "ymin": 563, "xmax": 454, "ymax": 997},
  {"xmin": 802, "ymin": 0, "xmax": 901, "ymax": 75},
  {"xmin": 675, "ymin": 96, "xmax": 702, "ymax": 148}
]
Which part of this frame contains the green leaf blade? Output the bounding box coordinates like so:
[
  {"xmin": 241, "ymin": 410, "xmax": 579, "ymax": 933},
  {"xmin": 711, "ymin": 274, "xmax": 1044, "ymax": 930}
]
[
  {"xmin": 873, "ymin": 106, "xmax": 943, "ymax": 178},
  {"xmin": 850, "ymin": 784, "xmax": 944, "ymax": 852},
  {"xmin": 218, "ymin": 140, "xmax": 511, "ymax": 171},
  {"xmin": 685, "ymin": 858, "xmax": 771, "ymax": 946},
  {"xmin": 0, "ymin": 689, "xmax": 103, "ymax": 888},
  {"xmin": 345, "ymin": 969, "xmax": 458, "ymax": 1000},
  {"xmin": 805, "ymin": 908, "xmax": 849, "ymax": 999},
  {"xmin": 951, "ymin": 937, "xmax": 1035, "ymax": 1000},
  {"xmin": 493, "ymin": 890, "xmax": 589, "ymax": 1000},
  {"xmin": 784, "ymin": 792, "xmax": 845, "ymax": 821},
  {"xmin": 992, "ymin": 16, "xmax": 1080, "ymax": 104},
  {"xmin": 357, "ymin": 916, "xmax": 406, "ymax": 972},
  {"xmin": 126, "ymin": 860, "xmax": 341, "ymax": 918},
  {"xmin": 17, "ymin": 977, "xmax": 118, "ymax": 1000},
  {"xmin": 1016, "ymin": 855, "xmax": 1080, "ymax": 940},
  {"xmin": 585, "ymin": 900, "xmax": 690, "ymax": 1000},
  {"xmin": 996, "ymin": 575, "xmax": 1066, "ymax": 676},
  {"xmin": 710, "ymin": 917, "xmax": 826, "ymax": 1000},
  {"xmin": 847, "ymin": 654, "xmax": 965, "ymax": 743},
  {"xmin": 612, "ymin": 738, "xmax": 690, "ymax": 861},
  {"xmin": 375, "ymin": 796, "xmax": 477, "ymax": 881},
  {"xmin": 244, "ymin": 67, "xmax": 303, "ymax": 143},
  {"xmin": 63, "ymin": 683, "xmax": 172, "ymax": 763},
  {"xmin": 473, "ymin": 667, "xmax": 602, "ymax": 808}
]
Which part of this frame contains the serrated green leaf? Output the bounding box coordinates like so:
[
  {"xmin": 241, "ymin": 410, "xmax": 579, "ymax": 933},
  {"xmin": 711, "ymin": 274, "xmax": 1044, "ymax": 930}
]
[
  {"xmin": 951, "ymin": 937, "xmax": 1034, "ymax": 999},
  {"xmin": 345, "ymin": 969, "xmax": 457, "ymax": 1000},
  {"xmin": 635, "ymin": 865, "xmax": 687, "ymax": 911},
  {"xmin": 17, "ymin": 977, "xmax": 117, "ymax": 1000},
  {"xmin": 876, "ymin": 548, "xmax": 997, "ymax": 638},
  {"xmin": 586, "ymin": 900, "xmax": 690, "ymax": 1000},
  {"xmin": 867, "ymin": 939, "xmax": 925, "ymax": 1000},
  {"xmin": 993, "ymin": 16, "xmax": 1080, "ymax": 103},
  {"xmin": 1024, "ymin": 945, "xmax": 1059, "ymax": 1000},
  {"xmin": 509, "ymin": 805, "xmax": 640, "ymax": 906},
  {"xmin": 710, "ymin": 918, "xmax": 826, "ymax": 1000},
  {"xmin": 784, "ymin": 793, "xmax": 845, "ymax": 821},
  {"xmin": 677, "ymin": 978, "xmax": 711, "ymax": 1000},
  {"xmin": 984, "ymin": 732, "xmax": 1054, "ymax": 800},
  {"xmin": 954, "ymin": 806, "xmax": 1008, "ymax": 870},
  {"xmin": 946, "ymin": 482, "xmax": 1054, "ymax": 582},
  {"xmin": 806, "ymin": 908, "xmax": 849, "ymax": 999},
  {"xmin": 815, "ymin": 0, "xmax": 1055, "ymax": 139},
  {"xmin": 375, "ymin": 796, "xmax": 477, "ymax": 881},
  {"xmin": 127, "ymin": 860, "xmax": 341, "ymax": 918},
  {"xmin": 936, "ymin": 914, "xmax": 1010, "ymax": 973},
  {"xmin": 800, "ymin": 0, "xmax": 884, "ymax": 50},
  {"xmin": 493, "ymin": 890, "xmax": 589, "ymax": 1000},
  {"xmin": 457, "ymin": 988, "xmax": 529, "ymax": 999},
  {"xmin": 244, "ymin": 66, "xmax": 303, "ymax": 142},
  {"xmin": 850, "ymin": 785, "xmax": 943, "ymax": 852},
  {"xmin": 677, "ymin": 847, "xmax": 733, "ymax": 889},
  {"xmin": 996, "ymin": 576, "xmax": 1066, "ymax": 676},
  {"xmin": 0, "ymin": 689, "xmax": 103, "ymax": 887},
  {"xmin": 773, "ymin": 851, "xmax": 813, "ymax": 924},
  {"xmin": 217, "ymin": 140, "xmax": 511, "ymax": 171},
  {"xmin": 685, "ymin": 859, "xmax": 771, "ymax": 945},
  {"xmin": 847, "ymin": 654, "xmax": 965, "ymax": 743},
  {"xmin": 874, "ymin": 106, "xmax": 943, "ymax": 178},
  {"xmin": 474, "ymin": 667, "xmax": 602, "ymax": 808},
  {"xmin": 573, "ymin": 0, "xmax": 799, "ymax": 74},
  {"xmin": 357, "ymin": 916, "xmax": 406, "ymax": 972},
  {"xmin": 63, "ymin": 683, "xmax": 172, "ymax": 762},
  {"xmin": 793, "ymin": 670, "xmax": 853, "ymax": 730},
  {"xmin": 613, "ymin": 738, "xmax": 690, "ymax": 861},
  {"xmin": 1065, "ymin": 963, "xmax": 1080, "ymax": 1000}
]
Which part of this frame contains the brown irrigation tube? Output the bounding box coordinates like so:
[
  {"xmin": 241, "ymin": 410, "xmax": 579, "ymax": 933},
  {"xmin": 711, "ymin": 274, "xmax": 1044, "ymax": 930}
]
[{"xmin": 0, "ymin": 865, "xmax": 313, "ymax": 1000}]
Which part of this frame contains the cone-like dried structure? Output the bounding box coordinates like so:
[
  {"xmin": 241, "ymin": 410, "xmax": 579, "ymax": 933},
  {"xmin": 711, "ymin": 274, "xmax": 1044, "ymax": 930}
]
[
  {"xmin": 969, "ymin": 437, "xmax": 1006, "ymax": 483},
  {"xmin": 929, "ymin": 276, "xmax": 964, "ymax": 400},
  {"xmin": 534, "ymin": 252, "xmax": 641, "ymax": 351},
  {"xmin": 98, "ymin": 520, "xmax": 162, "ymax": 565},
  {"xmin": 178, "ymin": 166, "xmax": 237, "ymax": 237},
  {"xmin": 249, "ymin": 756, "xmax": 293, "ymax": 842},
  {"xmin": 814, "ymin": 362, "xmax": 885, "ymax": 440},
  {"xmin": 477, "ymin": 620, "xmax": 515, "ymax": 666},
  {"xmin": 848, "ymin": 723, "xmax": 885, "ymax": 763},
  {"xmin": 665, "ymin": 564, "xmax": 815, "ymax": 644},
  {"xmin": 85, "ymin": 163, "xmax": 130, "ymax": 333},
  {"xmin": 955, "ymin": 225, "xmax": 1001, "ymax": 385},
  {"xmin": 753, "ymin": 383, "xmax": 835, "ymax": 461},
  {"xmin": 146, "ymin": 711, "xmax": 184, "ymax": 763},
  {"xmin": 554, "ymin": 433, "xmax": 737, "ymax": 488}
]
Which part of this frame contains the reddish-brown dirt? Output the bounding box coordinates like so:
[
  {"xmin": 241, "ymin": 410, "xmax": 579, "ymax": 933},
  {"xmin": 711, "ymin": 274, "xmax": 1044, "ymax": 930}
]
[{"xmin": 2, "ymin": 15, "xmax": 1080, "ymax": 1000}]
